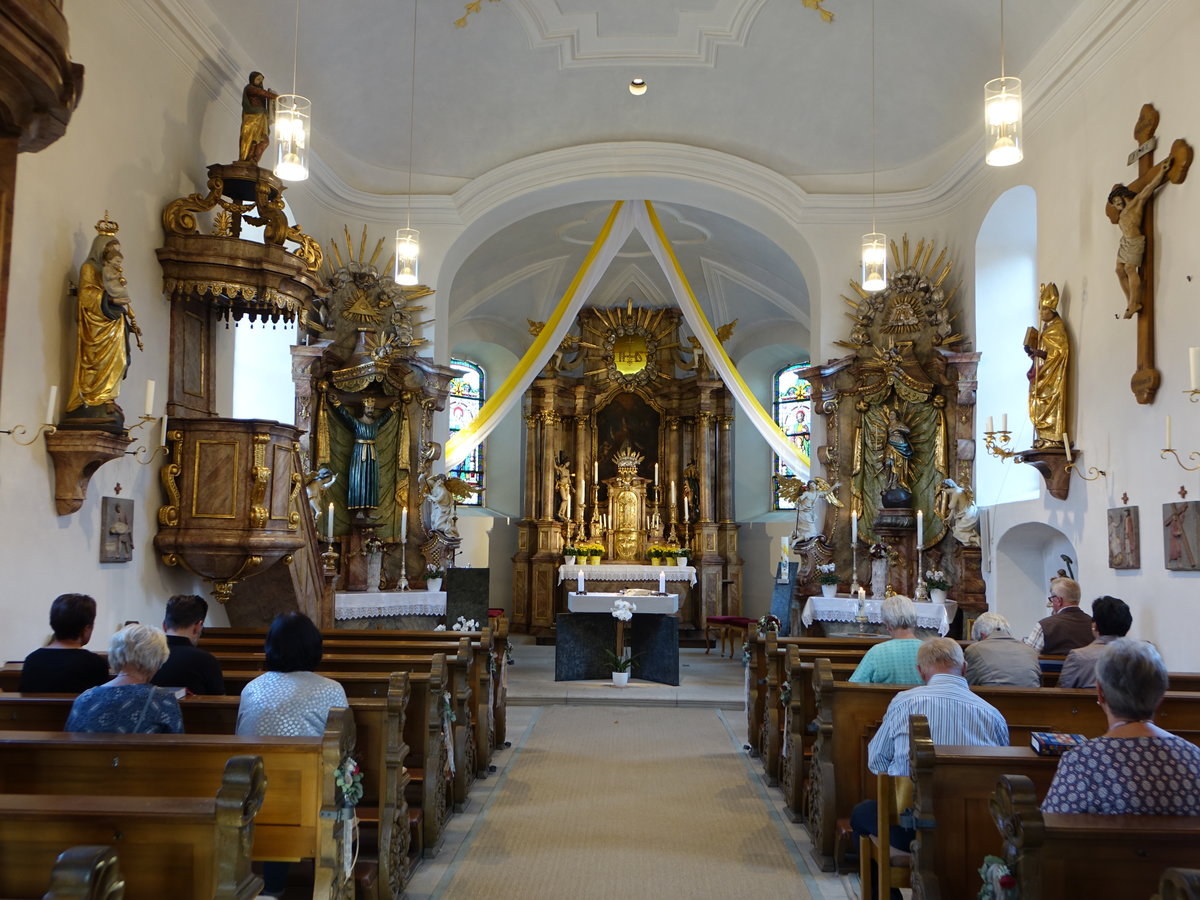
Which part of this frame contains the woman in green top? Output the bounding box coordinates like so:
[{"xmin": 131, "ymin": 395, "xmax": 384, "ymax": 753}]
[{"xmin": 849, "ymin": 595, "xmax": 923, "ymax": 684}]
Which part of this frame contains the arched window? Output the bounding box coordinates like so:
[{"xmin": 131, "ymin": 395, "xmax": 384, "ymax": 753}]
[
  {"xmin": 772, "ymin": 362, "xmax": 811, "ymax": 509},
  {"xmin": 448, "ymin": 358, "xmax": 485, "ymax": 506}
]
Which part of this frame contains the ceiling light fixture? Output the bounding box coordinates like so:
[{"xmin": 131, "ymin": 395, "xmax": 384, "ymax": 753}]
[
  {"xmin": 629, "ymin": 77, "xmax": 647, "ymax": 96},
  {"xmin": 861, "ymin": 0, "xmax": 886, "ymax": 292},
  {"xmin": 396, "ymin": 0, "xmax": 420, "ymax": 286},
  {"xmin": 274, "ymin": 0, "xmax": 310, "ymax": 181},
  {"xmin": 984, "ymin": 0, "xmax": 1023, "ymax": 167}
]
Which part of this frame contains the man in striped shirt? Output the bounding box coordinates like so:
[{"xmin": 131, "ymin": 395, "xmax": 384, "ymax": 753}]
[{"xmin": 852, "ymin": 637, "xmax": 1008, "ymax": 898}]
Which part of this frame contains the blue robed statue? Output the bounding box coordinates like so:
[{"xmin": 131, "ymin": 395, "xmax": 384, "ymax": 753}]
[{"xmin": 331, "ymin": 397, "xmax": 394, "ymax": 513}]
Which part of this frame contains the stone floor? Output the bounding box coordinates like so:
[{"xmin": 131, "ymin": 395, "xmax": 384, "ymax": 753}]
[{"xmin": 399, "ymin": 636, "xmax": 872, "ymax": 899}]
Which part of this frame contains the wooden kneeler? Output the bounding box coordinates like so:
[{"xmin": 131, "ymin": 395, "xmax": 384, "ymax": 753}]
[{"xmin": 859, "ymin": 773, "xmax": 912, "ymax": 900}]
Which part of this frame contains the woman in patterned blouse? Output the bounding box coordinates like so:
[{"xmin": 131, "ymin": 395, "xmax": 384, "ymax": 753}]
[
  {"xmin": 1042, "ymin": 638, "xmax": 1200, "ymax": 814},
  {"xmin": 65, "ymin": 623, "xmax": 183, "ymax": 734}
]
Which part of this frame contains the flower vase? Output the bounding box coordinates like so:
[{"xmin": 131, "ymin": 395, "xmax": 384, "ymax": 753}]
[
  {"xmin": 564, "ymin": 555, "xmax": 576, "ymax": 566},
  {"xmin": 365, "ymin": 551, "xmax": 382, "ymax": 593},
  {"xmin": 821, "ymin": 583, "xmax": 837, "ymax": 598},
  {"xmin": 589, "ymin": 555, "xmax": 600, "ymax": 565},
  {"xmin": 930, "ymin": 587, "xmax": 948, "ymax": 603},
  {"xmin": 612, "ymin": 671, "xmax": 630, "ymax": 687},
  {"xmin": 428, "ymin": 577, "xmax": 443, "ymax": 592},
  {"xmin": 676, "ymin": 556, "xmax": 688, "ymax": 567}
]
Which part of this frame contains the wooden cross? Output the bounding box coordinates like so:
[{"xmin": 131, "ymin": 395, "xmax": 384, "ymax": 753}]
[{"xmin": 1106, "ymin": 104, "xmax": 1192, "ymax": 404}]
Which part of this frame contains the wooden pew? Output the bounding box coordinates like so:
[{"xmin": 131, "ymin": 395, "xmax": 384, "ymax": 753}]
[
  {"xmin": 907, "ymin": 715, "xmax": 1059, "ymax": 900},
  {"xmin": 990, "ymin": 774, "xmax": 1200, "ymax": 899},
  {"xmin": 1156, "ymin": 868, "xmax": 1200, "ymax": 900},
  {"xmin": 803, "ymin": 657, "xmax": 1200, "ymax": 872},
  {"xmin": 29, "ymin": 845, "xmax": 126, "ymax": 900},
  {"xmin": 0, "ymin": 755, "xmax": 265, "ymax": 900}
]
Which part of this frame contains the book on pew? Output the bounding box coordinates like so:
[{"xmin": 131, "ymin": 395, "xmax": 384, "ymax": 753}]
[{"xmin": 1030, "ymin": 731, "xmax": 1087, "ymax": 756}]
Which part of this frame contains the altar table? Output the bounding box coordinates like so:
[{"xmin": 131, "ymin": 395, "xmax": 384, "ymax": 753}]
[
  {"xmin": 557, "ymin": 564, "xmax": 698, "ymax": 629},
  {"xmin": 555, "ymin": 591, "xmax": 680, "ymax": 685},
  {"xmin": 799, "ymin": 595, "xmax": 957, "ymax": 638},
  {"xmin": 558, "ymin": 564, "xmax": 696, "ymax": 586},
  {"xmin": 335, "ymin": 590, "xmax": 446, "ymax": 630}
]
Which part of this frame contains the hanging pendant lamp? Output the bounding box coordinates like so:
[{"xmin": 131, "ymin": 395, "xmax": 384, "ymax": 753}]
[
  {"xmin": 275, "ymin": 0, "xmax": 310, "ymax": 181},
  {"xmin": 984, "ymin": 0, "xmax": 1023, "ymax": 167},
  {"xmin": 861, "ymin": 0, "xmax": 886, "ymax": 292},
  {"xmin": 396, "ymin": 0, "xmax": 420, "ymax": 286}
]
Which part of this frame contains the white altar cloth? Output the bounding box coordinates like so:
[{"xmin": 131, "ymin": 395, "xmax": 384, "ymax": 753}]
[
  {"xmin": 335, "ymin": 590, "xmax": 446, "ymax": 620},
  {"xmin": 567, "ymin": 592, "xmax": 680, "ymax": 615},
  {"xmin": 800, "ymin": 596, "xmax": 957, "ymax": 637},
  {"xmin": 558, "ymin": 564, "xmax": 697, "ymax": 586}
]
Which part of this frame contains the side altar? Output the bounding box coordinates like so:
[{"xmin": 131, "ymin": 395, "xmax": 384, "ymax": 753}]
[{"xmin": 511, "ymin": 303, "xmax": 742, "ymax": 637}]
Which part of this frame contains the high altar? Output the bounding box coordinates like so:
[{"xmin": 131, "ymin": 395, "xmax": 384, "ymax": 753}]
[{"xmin": 510, "ymin": 303, "xmax": 742, "ymax": 635}]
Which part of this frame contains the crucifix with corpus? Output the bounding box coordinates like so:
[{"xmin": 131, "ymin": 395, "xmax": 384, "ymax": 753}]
[{"xmin": 1105, "ymin": 103, "xmax": 1192, "ymax": 405}]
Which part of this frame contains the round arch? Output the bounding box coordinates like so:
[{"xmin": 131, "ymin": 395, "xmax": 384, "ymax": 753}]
[{"xmin": 992, "ymin": 520, "xmax": 1078, "ymax": 641}]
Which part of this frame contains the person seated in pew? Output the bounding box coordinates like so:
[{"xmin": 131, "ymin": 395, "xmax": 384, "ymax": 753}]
[
  {"xmin": 1042, "ymin": 638, "xmax": 1200, "ymax": 815},
  {"xmin": 848, "ymin": 596, "xmax": 924, "ymax": 685},
  {"xmin": 852, "ymin": 637, "xmax": 1009, "ymax": 899},
  {"xmin": 1023, "ymin": 575, "xmax": 1093, "ymax": 653},
  {"xmin": 964, "ymin": 612, "xmax": 1041, "ymax": 688},
  {"xmin": 19, "ymin": 593, "xmax": 110, "ymax": 693},
  {"xmin": 237, "ymin": 612, "xmax": 348, "ymax": 898},
  {"xmin": 65, "ymin": 623, "xmax": 183, "ymax": 734},
  {"xmin": 1057, "ymin": 595, "xmax": 1132, "ymax": 689},
  {"xmin": 151, "ymin": 594, "xmax": 225, "ymax": 696}
]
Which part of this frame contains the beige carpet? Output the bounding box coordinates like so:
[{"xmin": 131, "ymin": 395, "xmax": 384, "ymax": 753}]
[{"xmin": 437, "ymin": 705, "xmax": 813, "ymax": 899}]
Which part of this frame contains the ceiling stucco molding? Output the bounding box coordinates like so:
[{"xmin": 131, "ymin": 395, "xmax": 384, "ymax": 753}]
[
  {"xmin": 587, "ymin": 263, "xmax": 672, "ymax": 309},
  {"xmin": 699, "ymin": 257, "xmax": 809, "ymax": 326},
  {"xmin": 451, "ymin": 256, "xmax": 570, "ymax": 322},
  {"xmin": 507, "ymin": 0, "xmax": 770, "ymax": 68}
]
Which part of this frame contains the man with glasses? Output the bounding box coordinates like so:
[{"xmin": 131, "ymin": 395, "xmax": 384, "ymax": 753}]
[{"xmin": 1022, "ymin": 576, "xmax": 1093, "ymax": 654}]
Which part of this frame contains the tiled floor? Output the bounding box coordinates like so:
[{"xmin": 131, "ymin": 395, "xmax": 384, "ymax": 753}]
[{"xmin": 402, "ymin": 637, "xmax": 864, "ymax": 899}]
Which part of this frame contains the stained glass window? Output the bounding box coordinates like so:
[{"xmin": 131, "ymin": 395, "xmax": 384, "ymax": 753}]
[
  {"xmin": 773, "ymin": 362, "xmax": 811, "ymax": 509},
  {"xmin": 448, "ymin": 359, "xmax": 485, "ymax": 506}
]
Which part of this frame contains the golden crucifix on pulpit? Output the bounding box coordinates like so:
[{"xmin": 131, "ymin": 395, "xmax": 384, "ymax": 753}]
[{"xmin": 606, "ymin": 443, "xmax": 650, "ymax": 561}]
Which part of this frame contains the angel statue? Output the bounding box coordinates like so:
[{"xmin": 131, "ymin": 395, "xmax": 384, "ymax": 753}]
[
  {"xmin": 778, "ymin": 476, "xmax": 842, "ymax": 543},
  {"xmin": 935, "ymin": 478, "xmax": 980, "ymax": 547},
  {"xmin": 421, "ymin": 472, "xmax": 478, "ymax": 537}
]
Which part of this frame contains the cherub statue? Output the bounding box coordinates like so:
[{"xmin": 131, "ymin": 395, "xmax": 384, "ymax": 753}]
[
  {"xmin": 778, "ymin": 476, "xmax": 842, "ymax": 543},
  {"xmin": 304, "ymin": 466, "xmax": 338, "ymax": 523},
  {"xmin": 528, "ymin": 320, "xmax": 580, "ymax": 373}
]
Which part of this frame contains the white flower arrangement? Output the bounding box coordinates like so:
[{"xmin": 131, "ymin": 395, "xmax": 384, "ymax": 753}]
[
  {"xmin": 452, "ymin": 616, "xmax": 481, "ymax": 632},
  {"xmin": 434, "ymin": 624, "xmax": 446, "ymax": 631},
  {"xmin": 924, "ymin": 568, "xmax": 950, "ymax": 590},
  {"xmin": 816, "ymin": 562, "xmax": 839, "ymax": 585},
  {"xmin": 610, "ymin": 598, "xmax": 637, "ymax": 621}
]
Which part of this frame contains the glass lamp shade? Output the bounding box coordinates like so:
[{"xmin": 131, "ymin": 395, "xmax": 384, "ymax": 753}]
[
  {"xmin": 274, "ymin": 94, "xmax": 311, "ymax": 181},
  {"xmin": 984, "ymin": 76, "xmax": 1023, "ymax": 167},
  {"xmin": 861, "ymin": 232, "xmax": 887, "ymax": 292},
  {"xmin": 395, "ymin": 228, "xmax": 420, "ymax": 286}
]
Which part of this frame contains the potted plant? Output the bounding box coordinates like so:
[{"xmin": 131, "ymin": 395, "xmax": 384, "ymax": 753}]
[
  {"xmin": 605, "ymin": 649, "xmax": 640, "ymax": 686},
  {"xmin": 924, "ymin": 568, "xmax": 950, "ymax": 603},
  {"xmin": 816, "ymin": 562, "xmax": 839, "ymax": 597},
  {"xmin": 608, "ymin": 597, "xmax": 638, "ymax": 685},
  {"xmin": 647, "ymin": 544, "xmax": 669, "ymax": 566},
  {"xmin": 578, "ymin": 543, "xmax": 603, "ymax": 565},
  {"xmin": 426, "ymin": 565, "xmax": 444, "ymax": 592},
  {"xmin": 563, "ymin": 546, "xmax": 578, "ymax": 566},
  {"xmin": 675, "ymin": 546, "xmax": 690, "ymax": 566}
]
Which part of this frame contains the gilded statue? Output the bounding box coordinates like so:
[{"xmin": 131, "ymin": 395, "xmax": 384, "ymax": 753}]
[
  {"xmin": 1108, "ymin": 159, "xmax": 1170, "ymax": 318},
  {"xmin": 1024, "ymin": 283, "xmax": 1069, "ymax": 448},
  {"xmin": 63, "ymin": 215, "xmax": 143, "ymax": 433},
  {"xmin": 883, "ymin": 407, "xmax": 914, "ymax": 490},
  {"xmin": 238, "ymin": 72, "xmax": 278, "ymax": 165}
]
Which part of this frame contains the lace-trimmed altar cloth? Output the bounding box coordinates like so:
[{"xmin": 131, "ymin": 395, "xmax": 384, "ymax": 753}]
[
  {"xmin": 334, "ymin": 590, "xmax": 446, "ymax": 620},
  {"xmin": 800, "ymin": 596, "xmax": 957, "ymax": 636},
  {"xmin": 557, "ymin": 564, "xmax": 697, "ymax": 586}
]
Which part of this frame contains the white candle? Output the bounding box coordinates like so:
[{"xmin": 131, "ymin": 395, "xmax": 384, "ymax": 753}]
[
  {"xmin": 144, "ymin": 380, "xmax": 155, "ymax": 417},
  {"xmin": 1166, "ymin": 415, "xmax": 1173, "ymax": 450},
  {"xmin": 659, "ymin": 570, "xmax": 666, "ymax": 593},
  {"xmin": 851, "ymin": 509, "xmax": 858, "ymax": 543},
  {"xmin": 1063, "ymin": 432, "xmax": 1072, "ymax": 463},
  {"xmin": 566, "ymin": 493, "xmax": 571, "ymax": 519},
  {"xmin": 578, "ymin": 474, "xmax": 585, "ymax": 505},
  {"xmin": 401, "ymin": 505, "xmax": 408, "ymax": 539},
  {"xmin": 654, "ymin": 463, "xmax": 660, "ymax": 485},
  {"xmin": 671, "ymin": 481, "xmax": 676, "ymax": 506},
  {"xmin": 683, "ymin": 496, "xmax": 689, "ymax": 521},
  {"xmin": 985, "ymin": 415, "xmax": 994, "ymax": 434},
  {"xmin": 159, "ymin": 415, "xmax": 168, "ymax": 449},
  {"xmin": 44, "ymin": 385, "xmax": 58, "ymax": 425},
  {"xmin": 594, "ymin": 461, "xmax": 599, "ymax": 482},
  {"xmin": 916, "ymin": 510, "xmax": 924, "ymax": 545},
  {"xmin": 858, "ymin": 587, "xmax": 866, "ymax": 602},
  {"xmin": 577, "ymin": 569, "xmax": 585, "ymax": 594},
  {"xmin": 1001, "ymin": 413, "xmax": 1008, "ymax": 433},
  {"xmin": 1191, "ymin": 346, "xmax": 1200, "ymax": 391},
  {"xmin": 327, "ymin": 502, "xmax": 334, "ymax": 541}
]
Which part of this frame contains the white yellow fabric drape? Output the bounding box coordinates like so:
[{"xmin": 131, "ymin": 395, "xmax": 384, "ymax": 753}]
[{"xmin": 445, "ymin": 200, "xmax": 809, "ymax": 478}]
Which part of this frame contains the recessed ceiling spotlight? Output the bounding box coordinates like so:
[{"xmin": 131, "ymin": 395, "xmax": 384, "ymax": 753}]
[{"xmin": 629, "ymin": 78, "xmax": 647, "ymax": 96}]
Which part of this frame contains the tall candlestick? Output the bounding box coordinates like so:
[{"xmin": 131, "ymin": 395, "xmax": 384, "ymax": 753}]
[
  {"xmin": 851, "ymin": 509, "xmax": 858, "ymax": 544},
  {"xmin": 1166, "ymin": 415, "xmax": 1173, "ymax": 450},
  {"xmin": 1063, "ymin": 432, "xmax": 1072, "ymax": 463},
  {"xmin": 401, "ymin": 505, "xmax": 408, "ymax": 539},
  {"xmin": 670, "ymin": 481, "xmax": 676, "ymax": 506},
  {"xmin": 594, "ymin": 461, "xmax": 598, "ymax": 482},
  {"xmin": 45, "ymin": 385, "xmax": 58, "ymax": 425},
  {"xmin": 327, "ymin": 502, "xmax": 334, "ymax": 541},
  {"xmin": 654, "ymin": 463, "xmax": 659, "ymax": 485},
  {"xmin": 1191, "ymin": 347, "xmax": 1200, "ymax": 391},
  {"xmin": 144, "ymin": 380, "xmax": 155, "ymax": 417},
  {"xmin": 659, "ymin": 570, "xmax": 666, "ymax": 593},
  {"xmin": 916, "ymin": 510, "xmax": 924, "ymax": 545}
]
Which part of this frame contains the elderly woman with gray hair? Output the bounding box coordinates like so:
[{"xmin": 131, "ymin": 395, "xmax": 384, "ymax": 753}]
[
  {"xmin": 1042, "ymin": 638, "xmax": 1200, "ymax": 814},
  {"xmin": 65, "ymin": 624, "xmax": 183, "ymax": 734},
  {"xmin": 964, "ymin": 612, "xmax": 1041, "ymax": 687},
  {"xmin": 848, "ymin": 595, "xmax": 923, "ymax": 685}
]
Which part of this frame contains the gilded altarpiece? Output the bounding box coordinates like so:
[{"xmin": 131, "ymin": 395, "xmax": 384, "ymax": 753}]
[
  {"xmin": 797, "ymin": 238, "xmax": 985, "ymax": 622},
  {"xmin": 511, "ymin": 304, "xmax": 742, "ymax": 635}
]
